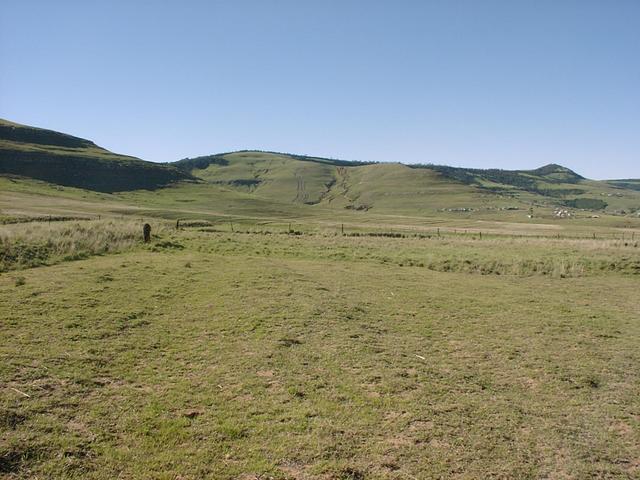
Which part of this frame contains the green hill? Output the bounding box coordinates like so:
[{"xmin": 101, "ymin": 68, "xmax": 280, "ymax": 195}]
[
  {"xmin": 0, "ymin": 119, "xmax": 191, "ymax": 192},
  {"xmin": 174, "ymin": 151, "xmax": 640, "ymax": 215},
  {"xmin": 409, "ymin": 163, "xmax": 584, "ymax": 193},
  {"xmin": 2, "ymin": 119, "xmax": 639, "ymax": 218}
]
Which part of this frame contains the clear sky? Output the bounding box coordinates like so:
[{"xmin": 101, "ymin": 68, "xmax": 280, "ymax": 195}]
[{"xmin": 1, "ymin": 1, "xmax": 639, "ymax": 179}]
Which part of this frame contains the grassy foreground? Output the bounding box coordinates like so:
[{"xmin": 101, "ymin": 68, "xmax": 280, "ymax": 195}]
[{"xmin": 1, "ymin": 223, "xmax": 639, "ymax": 479}]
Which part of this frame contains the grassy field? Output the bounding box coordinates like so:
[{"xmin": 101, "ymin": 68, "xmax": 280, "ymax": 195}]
[
  {"xmin": 1, "ymin": 153, "xmax": 640, "ymax": 479},
  {"xmin": 1, "ymin": 218, "xmax": 639, "ymax": 479},
  {"xmin": 3, "ymin": 176, "xmax": 640, "ymax": 235}
]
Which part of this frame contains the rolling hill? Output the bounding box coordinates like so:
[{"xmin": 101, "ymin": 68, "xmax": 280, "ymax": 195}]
[
  {"xmin": 2, "ymin": 119, "xmax": 640, "ymax": 218},
  {"xmin": 0, "ymin": 118, "xmax": 191, "ymax": 192},
  {"xmin": 175, "ymin": 151, "xmax": 640, "ymax": 215}
]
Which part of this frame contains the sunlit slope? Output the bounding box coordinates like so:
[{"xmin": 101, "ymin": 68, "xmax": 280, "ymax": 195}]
[
  {"xmin": 1, "ymin": 117, "xmax": 639, "ymax": 218},
  {"xmin": 410, "ymin": 163, "xmax": 640, "ymax": 213},
  {"xmin": 0, "ymin": 118, "xmax": 190, "ymax": 192},
  {"xmin": 183, "ymin": 151, "xmax": 336, "ymax": 204},
  {"xmin": 330, "ymin": 163, "xmax": 495, "ymax": 213},
  {"xmin": 178, "ymin": 152, "xmax": 505, "ymax": 213},
  {"xmin": 178, "ymin": 151, "xmax": 640, "ymax": 215}
]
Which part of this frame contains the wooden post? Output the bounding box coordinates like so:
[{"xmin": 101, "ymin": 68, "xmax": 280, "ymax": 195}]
[
  {"xmin": 143, "ymin": 223, "xmax": 151, "ymax": 243},
  {"xmin": 479, "ymin": 231, "xmax": 482, "ymax": 240},
  {"xmin": 230, "ymin": 221, "xmax": 234, "ymax": 233},
  {"xmin": 437, "ymin": 228, "xmax": 440, "ymax": 238},
  {"xmin": 176, "ymin": 219, "xmax": 180, "ymax": 229},
  {"xmin": 341, "ymin": 224, "xmax": 344, "ymax": 235}
]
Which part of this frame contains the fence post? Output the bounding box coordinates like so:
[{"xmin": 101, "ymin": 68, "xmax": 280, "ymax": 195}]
[{"xmin": 143, "ymin": 224, "xmax": 151, "ymax": 243}]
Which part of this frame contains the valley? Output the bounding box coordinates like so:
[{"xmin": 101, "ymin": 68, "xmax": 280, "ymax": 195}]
[{"xmin": 1, "ymin": 119, "xmax": 639, "ymax": 479}]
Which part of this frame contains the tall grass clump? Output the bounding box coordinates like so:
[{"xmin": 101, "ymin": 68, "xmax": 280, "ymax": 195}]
[{"xmin": 0, "ymin": 219, "xmax": 162, "ymax": 271}]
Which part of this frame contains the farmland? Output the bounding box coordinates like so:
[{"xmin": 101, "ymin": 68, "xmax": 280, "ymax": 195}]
[
  {"xmin": 1, "ymin": 213, "xmax": 639, "ymax": 479},
  {"xmin": 2, "ymin": 120, "xmax": 640, "ymax": 478}
]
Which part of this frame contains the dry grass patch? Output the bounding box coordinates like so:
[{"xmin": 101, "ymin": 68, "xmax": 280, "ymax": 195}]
[{"xmin": 0, "ymin": 219, "xmax": 170, "ymax": 271}]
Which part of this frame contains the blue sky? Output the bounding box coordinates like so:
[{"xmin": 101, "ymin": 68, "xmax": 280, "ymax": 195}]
[{"xmin": 1, "ymin": 1, "xmax": 639, "ymax": 179}]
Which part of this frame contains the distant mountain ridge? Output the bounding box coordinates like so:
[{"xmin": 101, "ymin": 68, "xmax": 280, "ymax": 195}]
[{"xmin": 1, "ymin": 119, "xmax": 639, "ymax": 215}]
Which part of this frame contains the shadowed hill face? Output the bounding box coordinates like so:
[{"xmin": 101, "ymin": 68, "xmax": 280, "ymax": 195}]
[
  {"xmin": 0, "ymin": 118, "xmax": 96, "ymax": 149},
  {"xmin": 607, "ymin": 179, "xmax": 640, "ymax": 192},
  {"xmin": 0, "ymin": 119, "xmax": 191, "ymax": 193}
]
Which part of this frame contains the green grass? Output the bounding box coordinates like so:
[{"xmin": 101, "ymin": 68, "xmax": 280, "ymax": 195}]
[
  {"xmin": 0, "ymin": 219, "xmax": 171, "ymax": 271},
  {"xmin": 1, "ymin": 223, "xmax": 639, "ymax": 478},
  {"xmin": 2, "ymin": 128, "xmax": 640, "ymax": 478},
  {"xmin": 3, "ymin": 175, "xmax": 640, "ymax": 237},
  {"xmin": 159, "ymin": 150, "xmax": 640, "ymax": 223}
]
